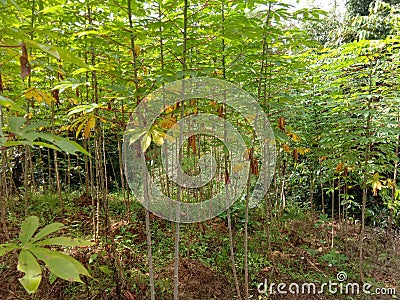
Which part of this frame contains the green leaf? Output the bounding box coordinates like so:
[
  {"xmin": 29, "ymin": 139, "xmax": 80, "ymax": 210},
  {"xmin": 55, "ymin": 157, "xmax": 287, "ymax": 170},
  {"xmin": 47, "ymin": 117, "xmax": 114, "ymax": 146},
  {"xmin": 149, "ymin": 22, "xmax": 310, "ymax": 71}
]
[
  {"xmin": 127, "ymin": 128, "xmax": 147, "ymax": 145},
  {"xmin": 35, "ymin": 237, "xmax": 95, "ymax": 247},
  {"xmin": 56, "ymin": 47, "xmax": 90, "ymax": 69},
  {"xmin": 49, "ymin": 272, "xmax": 58, "ymax": 284},
  {"xmin": 39, "ymin": 133, "xmax": 91, "ymax": 156},
  {"xmin": 24, "ymin": 121, "xmax": 49, "ymax": 131},
  {"xmin": 6, "ymin": 117, "xmax": 41, "ymax": 141},
  {"xmin": 30, "ymin": 247, "xmax": 91, "ymax": 282},
  {"xmin": 0, "ymin": 95, "xmax": 24, "ymax": 112},
  {"xmin": 0, "ymin": 243, "xmax": 18, "ymax": 256},
  {"xmin": 26, "ymin": 41, "xmax": 60, "ymax": 60},
  {"xmin": 25, "ymin": 41, "xmax": 90, "ymax": 69},
  {"xmin": 31, "ymin": 222, "xmax": 65, "ymax": 242},
  {"xmin": 99, "ymin": 265, "xmax": 112, "ymax": 274},
  {"xmin": 3, "ymin": 141, "xmax": 33, "ymax": 147},
  {"xmin": 141, "ymin": 133, "xmax": 151, "ymax": 152},
  {"xmin": 32, "ymin": 141, "xmax": 60, "ymax": 151},
  {"xmin": 19, "ymin": 216, "xmax": 39, "ymax": 244},
  {"xmin": 67, "ymin": 103, "xmax": 99, "ymax": 116},
  {"xmin": 39, "ymin": 5, "xmax": 64, "ymax": 14},
  {"xmin": 4, "ymin": 0, "xmax": 20, "ymax": 10},
  {"xmin": 17, "ymin": 249, "xmax": 42, "ymax": 294},
  {"xmin": 53, "ymin": 138, "xmax": 91, "ymax": 156},
  {"xmin": 4, "ymin": 140, "xmax": 34, "ymax": 147},
  {"xmin": 8, "ymin": 116, "xmax": 26, "ymax": 135}
]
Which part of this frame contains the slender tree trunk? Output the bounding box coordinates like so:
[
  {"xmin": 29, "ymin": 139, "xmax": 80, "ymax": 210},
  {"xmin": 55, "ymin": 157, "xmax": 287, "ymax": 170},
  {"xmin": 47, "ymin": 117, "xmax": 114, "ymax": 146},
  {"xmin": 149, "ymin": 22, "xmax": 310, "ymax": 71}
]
[
  {"xmin": 359, "ymin": 66, "xmax": 373, "ymax": 282},
  {"xmin": 387, "ymin": 111, "xmax": 399, "ymax": 252},
  {"xmin": 127, "ymin": 0, "xmax": 156, "ymax": 298},
  {"xmin": 0, "ymin": 97, "xmax": 10, "ymax": 241},
  {"xmin": 331, "ymin": 179, "xmax": 335, "ymax": 248},
  {"xmin": 52, "ymin": 102, "xmax": 64, "ymax": 217},
  {"xmin": 174, "ymin": 1, "xmax": 189, "ymax": 299},
  {"xmin": 244, "ymin": 136, "xmax": 256, "ymax": 299},
  {"xmin": 221, "ymin": 2, "xmax": 242, "ymax": 298},
  {"xmin": 320, "ymin": 172, "xmax": 325, "ymax": 214}
]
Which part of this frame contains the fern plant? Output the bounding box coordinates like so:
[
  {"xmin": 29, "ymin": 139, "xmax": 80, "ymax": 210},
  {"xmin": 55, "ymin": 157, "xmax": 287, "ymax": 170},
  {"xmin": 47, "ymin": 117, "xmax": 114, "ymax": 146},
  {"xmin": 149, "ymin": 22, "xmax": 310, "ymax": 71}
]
[{"xmin": 0, "ymin": 216, "xmax": 94, "ymax": 294}]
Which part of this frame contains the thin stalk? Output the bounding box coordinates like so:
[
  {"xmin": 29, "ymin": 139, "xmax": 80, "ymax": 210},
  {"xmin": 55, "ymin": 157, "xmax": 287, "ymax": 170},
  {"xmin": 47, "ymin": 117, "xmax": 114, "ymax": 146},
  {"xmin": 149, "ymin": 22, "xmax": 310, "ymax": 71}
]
[
  {"xmin": 359, "ymin": 64, "xmax": 373, "ymax": 282},
  {"xmin": 221, "ymin": 2, "xmax": 241, "ymax": 298},
  {"xmin": 128, "ymin": 0, "xmax": 155, "ymax": 298}
]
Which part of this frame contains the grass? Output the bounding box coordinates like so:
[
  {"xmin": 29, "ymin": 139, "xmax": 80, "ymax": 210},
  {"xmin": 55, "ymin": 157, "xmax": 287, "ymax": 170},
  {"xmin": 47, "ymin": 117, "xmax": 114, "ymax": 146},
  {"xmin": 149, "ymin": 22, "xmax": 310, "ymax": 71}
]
[{"xmin": 1, "ymin": 192, "xmax": 399, "ymax": 299}]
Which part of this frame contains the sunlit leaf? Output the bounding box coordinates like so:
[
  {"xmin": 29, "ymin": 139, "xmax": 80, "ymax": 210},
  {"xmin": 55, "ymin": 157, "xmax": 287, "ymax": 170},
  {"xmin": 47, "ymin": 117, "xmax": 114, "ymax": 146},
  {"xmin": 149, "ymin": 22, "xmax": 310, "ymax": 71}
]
[
  {"xmin": 19, "ymin": 216, "xmax": 39, "ymax": 244},
  {"xmin": 18, "ymin": 250, "xmax": 42, "ymax": 294},
  {"xmin": 0, "ymin": 243, "xmax": 18, "ymax": 256},
  {"xmin": 30, "ymin": 247, "xmax": 91, "ymax": 282},
  {"xmin": 35, "ymin": 237, "xmax": 95, "ymax": 247},
  {"xmin": 31, "ymin": 223, "xmax": 65, "ymax": 242}
]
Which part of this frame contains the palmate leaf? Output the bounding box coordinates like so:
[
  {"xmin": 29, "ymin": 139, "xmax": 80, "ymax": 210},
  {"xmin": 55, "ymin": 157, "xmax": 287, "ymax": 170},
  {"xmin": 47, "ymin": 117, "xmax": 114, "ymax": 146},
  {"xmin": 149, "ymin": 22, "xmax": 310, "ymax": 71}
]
[
  {"xmin": 30, "ymin": 247, "xmax": 91, "ymax": 283},
  {"xmin": 4, "ymin": 118, "xmax": 90, "ymax": 155},
  {"xmin": 8, "ymin": 217, "xmax": 94, "ymax": 294},
  {"xmin": 17, "ymin": 249, "xmax": 42, "ymax": 294},
  {"xmin": 19, "ymin": 216, "xmax": 39, "ymax": 244}
]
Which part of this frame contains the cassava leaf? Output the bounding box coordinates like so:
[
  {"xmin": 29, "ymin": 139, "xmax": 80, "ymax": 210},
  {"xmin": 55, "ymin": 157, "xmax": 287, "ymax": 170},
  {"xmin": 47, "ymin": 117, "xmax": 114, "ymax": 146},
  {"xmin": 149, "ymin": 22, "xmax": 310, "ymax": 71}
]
[
  {"xmin": 17, "ymin": 249, "xmax": 42, "ymax": 294},
  {"xmin": 35, "ymin": 237, "xmax": 95, "ymax": 247},
  {"xmin": 0, "ymin": 243, "xmax": 18, "ymax": 256},
  {"xmin": 30, "ymin": 247, "xmax": 91, "ymax": 282},
  {"xmin": 0, "ymin": 95, "xmax": 24, "ymax": 112},
  {"xmin": 31, "ymin": 222, "xmax": 65, "ymax": 242},
  {"xmin": 19, "ymin": 216, "xmax": 39, "ymax": 244}
]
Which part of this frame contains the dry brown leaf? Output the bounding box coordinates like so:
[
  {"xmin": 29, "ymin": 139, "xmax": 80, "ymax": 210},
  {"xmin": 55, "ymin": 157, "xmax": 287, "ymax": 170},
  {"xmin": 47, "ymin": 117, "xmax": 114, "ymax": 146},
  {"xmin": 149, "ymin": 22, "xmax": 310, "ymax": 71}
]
[{"xmin": 19, "ymin": 42, "xmax": 31, "ymax": 80}]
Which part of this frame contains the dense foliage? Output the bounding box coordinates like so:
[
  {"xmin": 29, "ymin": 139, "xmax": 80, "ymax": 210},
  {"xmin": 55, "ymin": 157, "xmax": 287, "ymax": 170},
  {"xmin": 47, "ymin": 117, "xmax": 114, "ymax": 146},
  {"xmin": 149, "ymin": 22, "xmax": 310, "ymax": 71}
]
[{"xmin": 1, "ymin": 0, "xmax": 400, "ymax": 299}]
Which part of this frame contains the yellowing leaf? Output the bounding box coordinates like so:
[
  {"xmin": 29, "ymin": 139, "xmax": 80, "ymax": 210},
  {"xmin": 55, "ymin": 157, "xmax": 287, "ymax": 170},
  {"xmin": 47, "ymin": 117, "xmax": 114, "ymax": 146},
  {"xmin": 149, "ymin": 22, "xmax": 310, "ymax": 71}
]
[
  {"xmin": 24, "ymin": 88, "xmax": 37, "ymax": 100},
  {"xmin": 84, "ymin": 117, "xmax": 96, "ymax": 139},
  {"xmin": 232, "ymin": 163, "xmax": 245, "ymax": 173},
  {"xmin": 335, "ymin": 162, "xmax": 343, "ymax": 172},
  {"xmin": 141, "ymin": 134, "xmax": 151, "ymax": 152},
  {"xmin": 297, "ymin": 147, "xmax": 311, "ymax": 155},
  {"xmin": 371, "ymin": 172, "xmax": 383, "ymax": 196},
  {"xmin": 74, "ymin": 118, "xmax": 87, "ymax": 139},
  {"xmin": 164, "ymin": 133, "xmax": 175, "ymax": 143},
  {"xmin": 25, "ymin": 112, "xmax": 33, "ymax": 120},
  {"xmin": 282, "ymin": 144, "xmax": 290, "ymax": 153},
  {"xmin": 243, "ymin": 149, "xmax": 251, "ymax": 161},
  {"xmin": 159, "ymin": 116, "xmax": 176, "ymax": 129},
  {"xmin": 152, "ymin": 130, "xmax": 164, "ymax": 146},
  {"xmin": 386, "ymin": 179, "xmax": 394, "ymax": 189},
  {"xmin": 134, "ymin": 44, "xmax": 140, "ymax": 56},
  {"xmin": 287, "ymin": 131, "xmax": 301, "ymax": 142},
  {"xmin": 165, "ymin": 104, "xmax": 178, "ymax": 114},
  {"xmin": 24, "ymin": 88, "xmax": 55, "ymax": 106}
]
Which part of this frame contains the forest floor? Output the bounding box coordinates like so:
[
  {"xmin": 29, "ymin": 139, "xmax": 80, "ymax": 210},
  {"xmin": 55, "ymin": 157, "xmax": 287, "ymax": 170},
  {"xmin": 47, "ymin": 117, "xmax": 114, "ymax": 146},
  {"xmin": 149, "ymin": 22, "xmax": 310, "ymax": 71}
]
[{"xmin": 1, "ymin": 191, "xmax": 399, "ymax": 299}]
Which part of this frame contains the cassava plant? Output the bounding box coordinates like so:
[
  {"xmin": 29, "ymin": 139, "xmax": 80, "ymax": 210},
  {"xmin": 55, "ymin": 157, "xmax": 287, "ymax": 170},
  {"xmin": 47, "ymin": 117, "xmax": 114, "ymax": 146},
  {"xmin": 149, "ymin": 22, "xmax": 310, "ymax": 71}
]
[{"xmin": 0, "ymin": 216, "xmax": 94, "ymax": 294}]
